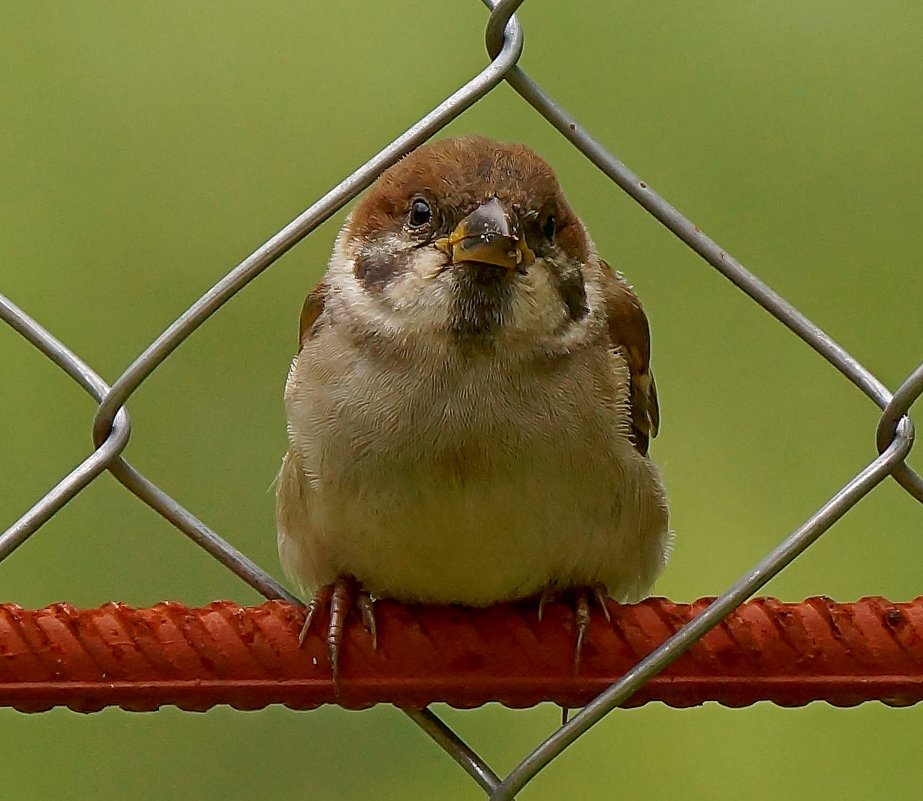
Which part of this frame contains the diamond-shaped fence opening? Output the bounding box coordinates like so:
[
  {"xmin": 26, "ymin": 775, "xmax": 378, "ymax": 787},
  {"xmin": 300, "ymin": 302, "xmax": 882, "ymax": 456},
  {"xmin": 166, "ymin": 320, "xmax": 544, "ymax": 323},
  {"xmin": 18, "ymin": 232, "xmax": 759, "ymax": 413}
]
[{"xmin": 2, "ymin": 2, "xmax": 922, "ymax": 799}]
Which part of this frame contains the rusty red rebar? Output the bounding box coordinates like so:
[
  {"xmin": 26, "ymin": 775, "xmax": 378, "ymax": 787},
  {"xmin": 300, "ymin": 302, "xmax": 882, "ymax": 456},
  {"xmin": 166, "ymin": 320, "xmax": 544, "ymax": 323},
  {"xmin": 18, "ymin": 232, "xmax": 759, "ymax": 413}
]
[{"xmin": 1, "ymin": 597, "xmax": 921, "ymax": 713}]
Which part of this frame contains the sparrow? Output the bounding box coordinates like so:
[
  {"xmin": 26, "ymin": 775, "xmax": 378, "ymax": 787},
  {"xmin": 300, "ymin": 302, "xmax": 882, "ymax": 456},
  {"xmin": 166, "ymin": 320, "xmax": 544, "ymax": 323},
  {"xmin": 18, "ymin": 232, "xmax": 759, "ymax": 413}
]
[{"xmin": 276, "ymin": 136, "xmax": 671, "ymax": 680}]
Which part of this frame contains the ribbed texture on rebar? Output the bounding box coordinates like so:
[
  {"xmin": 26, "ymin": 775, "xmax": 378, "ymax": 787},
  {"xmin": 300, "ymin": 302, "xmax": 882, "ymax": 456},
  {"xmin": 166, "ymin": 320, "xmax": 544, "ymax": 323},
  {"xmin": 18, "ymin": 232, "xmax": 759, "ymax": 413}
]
[{"xmin": 1, "ymin": 597, "xmax": 921, "ymax": 713}]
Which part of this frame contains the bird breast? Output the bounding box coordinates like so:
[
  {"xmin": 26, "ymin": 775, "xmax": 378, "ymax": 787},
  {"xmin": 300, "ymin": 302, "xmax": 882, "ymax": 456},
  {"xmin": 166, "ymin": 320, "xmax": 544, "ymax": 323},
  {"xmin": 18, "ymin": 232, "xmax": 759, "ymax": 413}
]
[{"xmin": 281, "ymin": 329, "xmax": 655, "ymax": 605}]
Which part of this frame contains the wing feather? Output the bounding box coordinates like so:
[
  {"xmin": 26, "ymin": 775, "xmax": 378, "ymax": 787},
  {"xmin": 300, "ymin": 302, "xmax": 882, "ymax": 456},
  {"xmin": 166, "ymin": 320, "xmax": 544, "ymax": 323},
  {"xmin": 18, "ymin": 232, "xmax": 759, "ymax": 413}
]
[
  {"xmin": 599, "ymin": 260, "xmax": 660, "ymax": 455},
  {"xmin": 298, "ymin": 280, "xmax": 328, "ymax": 350}
]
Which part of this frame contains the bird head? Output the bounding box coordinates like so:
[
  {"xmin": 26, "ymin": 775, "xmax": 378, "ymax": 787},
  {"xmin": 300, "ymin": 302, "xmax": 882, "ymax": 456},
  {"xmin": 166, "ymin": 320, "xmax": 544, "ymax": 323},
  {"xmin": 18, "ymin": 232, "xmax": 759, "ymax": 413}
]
[{"xmin": 328, "ymin": 136, "xmax": 603, "ymax": 353}]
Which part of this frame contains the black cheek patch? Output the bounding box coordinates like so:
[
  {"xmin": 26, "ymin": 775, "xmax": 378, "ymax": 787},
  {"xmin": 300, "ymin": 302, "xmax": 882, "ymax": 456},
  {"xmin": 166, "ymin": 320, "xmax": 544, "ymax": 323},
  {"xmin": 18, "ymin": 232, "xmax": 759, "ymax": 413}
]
[
  {"xmin": 555, "ymin": 268, "xmax": 589, "ymax": 322},
  {"xmin": 354, "ymin": 245, "xmax": 400, "ymax": 291}
]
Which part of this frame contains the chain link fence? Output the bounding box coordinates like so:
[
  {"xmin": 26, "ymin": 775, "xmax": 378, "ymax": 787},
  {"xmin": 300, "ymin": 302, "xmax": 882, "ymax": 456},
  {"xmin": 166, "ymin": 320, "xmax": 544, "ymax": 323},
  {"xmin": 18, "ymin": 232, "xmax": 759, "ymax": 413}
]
[{"xmin": 2, "ymin": 1, "xmax": 922, "ymax": 798}]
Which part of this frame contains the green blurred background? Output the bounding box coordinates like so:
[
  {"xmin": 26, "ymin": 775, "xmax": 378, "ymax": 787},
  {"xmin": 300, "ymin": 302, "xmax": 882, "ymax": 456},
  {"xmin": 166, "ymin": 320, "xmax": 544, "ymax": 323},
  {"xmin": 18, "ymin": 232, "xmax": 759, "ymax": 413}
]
[{"xmin": 2, "ymin": 1, "xmax": 922, "ymax": 799}]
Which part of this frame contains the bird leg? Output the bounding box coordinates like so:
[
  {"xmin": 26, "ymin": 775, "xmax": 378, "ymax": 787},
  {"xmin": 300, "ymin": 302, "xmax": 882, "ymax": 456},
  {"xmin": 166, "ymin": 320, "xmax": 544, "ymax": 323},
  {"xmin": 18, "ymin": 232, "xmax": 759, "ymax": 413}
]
[
  {"xmin": 537, "ymin": 583, "xmax": 612, "ymax": 674},
  {"xmin": 574, "ymin": 583, "xmax": 612, "ymax": 675},
  {"xmin": 298, "ymin": 576, "xmax": 377, "ymax": 688}
]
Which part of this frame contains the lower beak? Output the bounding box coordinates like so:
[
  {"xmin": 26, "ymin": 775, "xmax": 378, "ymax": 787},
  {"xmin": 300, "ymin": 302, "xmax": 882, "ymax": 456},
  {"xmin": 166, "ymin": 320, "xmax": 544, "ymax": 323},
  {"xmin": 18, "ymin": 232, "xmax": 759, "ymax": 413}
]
[{"xmin": 436, "ymin": 197, "xmax": 534, "ymax": 270}]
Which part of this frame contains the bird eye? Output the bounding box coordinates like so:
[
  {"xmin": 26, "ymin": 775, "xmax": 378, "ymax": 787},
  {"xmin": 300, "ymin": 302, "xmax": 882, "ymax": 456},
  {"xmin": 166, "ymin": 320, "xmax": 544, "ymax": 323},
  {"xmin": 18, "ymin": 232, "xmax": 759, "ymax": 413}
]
[
  {"xmin": 542, "ymin": 214, "xmax": 556, "ymax": 242},
  {"xmin": 408, "ymin": 198, "xmax": 432, "ymax": 228}
]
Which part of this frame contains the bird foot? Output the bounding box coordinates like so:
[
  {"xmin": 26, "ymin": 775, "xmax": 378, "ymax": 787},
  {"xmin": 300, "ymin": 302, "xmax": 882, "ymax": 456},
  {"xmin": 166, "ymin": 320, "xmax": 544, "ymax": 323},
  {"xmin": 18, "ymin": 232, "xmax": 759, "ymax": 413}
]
[
  {"xmin": 298, "ymin": 576, "xmax": 377, "ymax": 688},
  {"xmin": 538, "ymin": 583, "xmax": 612, "ymax": 674}
]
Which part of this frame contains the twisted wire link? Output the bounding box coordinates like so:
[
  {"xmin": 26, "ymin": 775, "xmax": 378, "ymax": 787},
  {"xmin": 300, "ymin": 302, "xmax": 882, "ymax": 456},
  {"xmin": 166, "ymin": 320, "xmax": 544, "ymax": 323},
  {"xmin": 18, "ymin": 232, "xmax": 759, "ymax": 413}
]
[
  {"xmin": 0, "ymin": 295, "xmax": 294, "ymax": 603},
  {"xmin": 0, "ymin": 295, "xmax": 131, "ymax": 561},
  {"xmin": 1, "ymin": 0, "xmax": 921, "ymax": 798}
]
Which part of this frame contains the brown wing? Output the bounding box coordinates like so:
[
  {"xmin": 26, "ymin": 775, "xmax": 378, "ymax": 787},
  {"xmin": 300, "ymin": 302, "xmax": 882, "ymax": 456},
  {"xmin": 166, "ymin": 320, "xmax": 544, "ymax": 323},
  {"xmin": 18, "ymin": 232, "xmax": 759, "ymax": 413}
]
[
  {"xmin": 599, "ymin": 260, "xmax": 660, "ymax": 455},
  {"xmin": 298, "ymin": 280, "xmax": 328, "ymax": 350}
]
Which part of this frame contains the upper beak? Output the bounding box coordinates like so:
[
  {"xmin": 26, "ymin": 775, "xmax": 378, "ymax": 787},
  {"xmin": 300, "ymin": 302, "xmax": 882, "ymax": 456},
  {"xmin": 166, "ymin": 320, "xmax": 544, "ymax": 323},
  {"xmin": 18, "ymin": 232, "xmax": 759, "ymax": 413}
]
[{"xmin": 436, "ymin": 197, "xmax": 534, "ymax": 270}]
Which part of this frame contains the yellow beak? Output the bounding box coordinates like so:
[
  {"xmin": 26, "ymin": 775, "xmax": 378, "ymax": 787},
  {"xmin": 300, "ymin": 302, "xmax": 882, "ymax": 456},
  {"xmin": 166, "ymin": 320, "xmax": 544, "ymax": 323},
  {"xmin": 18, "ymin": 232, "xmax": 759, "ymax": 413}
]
[{"xmin": 435, "ymin": 197, "xmax": 534, "ymax": 270}]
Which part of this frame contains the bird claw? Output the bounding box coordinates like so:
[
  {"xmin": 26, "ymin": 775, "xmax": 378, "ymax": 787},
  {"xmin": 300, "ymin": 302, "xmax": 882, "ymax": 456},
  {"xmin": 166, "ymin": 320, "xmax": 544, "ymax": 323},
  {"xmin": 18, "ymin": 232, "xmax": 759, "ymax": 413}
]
[
  {"xmin": 298, "ymin": 577, "xmax": 378, "ymax": 689},
  {"xmin": 537, "ymin": 586, "xmax": 555, "ymax": 623},
  {"xmin": 297, "ymin": 585, "xmax": 330, "ymax": 646},
  {"xmin": 573, "ymin": 583, "xmax": 612, "ymax": 674},
  {"xmin": 356, "ymin": 590, "xmax": 378, "ymax": 650},
  {"xmin": 537, "ymin": 583, "xmax": 612, "ymax": 674}
]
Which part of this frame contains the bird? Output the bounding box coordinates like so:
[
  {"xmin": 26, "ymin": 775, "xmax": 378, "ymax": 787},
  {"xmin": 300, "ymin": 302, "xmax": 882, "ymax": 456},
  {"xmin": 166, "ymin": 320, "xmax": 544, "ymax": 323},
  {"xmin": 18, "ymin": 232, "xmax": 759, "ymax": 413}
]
[{"xmin": 276, "ymin": 135, "xmax": 671, "ymax": 681}]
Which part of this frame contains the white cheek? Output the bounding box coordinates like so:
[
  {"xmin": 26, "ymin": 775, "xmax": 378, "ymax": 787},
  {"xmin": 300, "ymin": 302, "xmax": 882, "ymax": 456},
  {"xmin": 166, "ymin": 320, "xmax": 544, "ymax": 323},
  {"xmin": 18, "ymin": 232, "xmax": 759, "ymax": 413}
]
[
  {"xmin": 506, "ymin": 259, "xmax": 567, "ymax": 334},
  {"xmin": 328, "ymin": 228, "xmax": 454, "ymax": 335},
  {"xmin": 387, "ymin": 247, "xmax": 452, "ymax": 323}
]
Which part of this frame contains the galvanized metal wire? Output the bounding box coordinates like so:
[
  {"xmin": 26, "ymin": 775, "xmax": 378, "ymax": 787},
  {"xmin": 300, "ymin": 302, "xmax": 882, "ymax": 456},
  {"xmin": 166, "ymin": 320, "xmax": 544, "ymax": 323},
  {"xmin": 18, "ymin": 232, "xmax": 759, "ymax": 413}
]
[{"xmin": 1, "ymin": 0, "xmax": 921, "ymax": 798}]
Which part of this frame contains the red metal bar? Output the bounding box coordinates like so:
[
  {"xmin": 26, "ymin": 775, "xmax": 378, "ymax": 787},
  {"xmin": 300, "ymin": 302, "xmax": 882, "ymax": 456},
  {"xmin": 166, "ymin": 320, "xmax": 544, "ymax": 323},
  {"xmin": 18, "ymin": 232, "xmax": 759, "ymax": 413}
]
[{"xmin": 1, "ymin": 597, "xmax": 921, "ymax": 713}]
